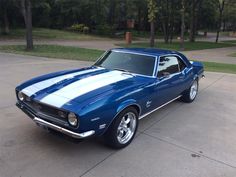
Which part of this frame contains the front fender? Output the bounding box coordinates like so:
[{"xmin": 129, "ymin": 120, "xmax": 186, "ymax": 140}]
[
  {"xmin": 99, "ymin": 99, "xmax": 141, "ymax": 136},
  {"xmin": 116, "ymin": 99, "xmax": 141, "ymax": 117}
]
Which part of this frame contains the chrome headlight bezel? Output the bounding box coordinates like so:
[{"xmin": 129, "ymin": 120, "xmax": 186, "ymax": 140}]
[
  {"xmin": 18, "ymin": 91, "xmax": 25, "ymax": 101},
  {"xmin": 68, "ymin": 112, "xmax": 78, "ymax": 127}
]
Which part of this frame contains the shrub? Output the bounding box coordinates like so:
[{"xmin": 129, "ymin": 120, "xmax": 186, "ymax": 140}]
[
  {"xmin": 83, "ymin": 26, "xmax": 89, "ymax": 34},
  {"xmin": 70, "ymin": 24, "xmax": 89, "ymax": 33},
  {"xmin": 95, "ymin": 24, "xmax": 115, "ymax": 36}
]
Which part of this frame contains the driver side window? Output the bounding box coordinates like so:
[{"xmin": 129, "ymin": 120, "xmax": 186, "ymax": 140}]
[{"xmin": 157, "ymin": 56, "xmax": 179, "ymax": 77}]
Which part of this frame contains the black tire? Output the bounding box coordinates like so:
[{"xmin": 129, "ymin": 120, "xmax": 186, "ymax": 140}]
[
  {"xmin": 104, "ymin": 107, "xmax": 139, "ymax": 149},
  {"xmin": 181, "ymin": 79, "xmax": 199, "ymax": 103}
]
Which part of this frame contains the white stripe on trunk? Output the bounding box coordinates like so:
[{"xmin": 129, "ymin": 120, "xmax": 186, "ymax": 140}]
[
  {"xmin": 22, "ymin": 67, "xmax": 103, "ymax": 97},
  {"xmin": 40, "ymin": 71, "xmax": 131, "ymax": 108}
]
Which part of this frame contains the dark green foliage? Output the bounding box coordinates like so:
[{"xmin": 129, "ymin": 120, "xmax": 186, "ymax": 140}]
[
  {"xmin": 118, "ymin": 41, "xmax": 236, "ymax": 51},
  {"xmin": 69, "ymin": 24, "xmax": 90, "ymax": 33},
  {"xmin": 0, "ymin": 0, "xmax": 235, "ymax": 37}
]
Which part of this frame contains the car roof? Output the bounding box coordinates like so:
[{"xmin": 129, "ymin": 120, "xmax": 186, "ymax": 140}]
[{"xmin": 111, "ymin": 48, "xmax": 181, "ymax": 57}]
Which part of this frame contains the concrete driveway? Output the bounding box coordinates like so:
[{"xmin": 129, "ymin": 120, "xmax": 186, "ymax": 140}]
[{"xmin": 0, "ymin": 52, "xmax": 236, "ymax": 177}]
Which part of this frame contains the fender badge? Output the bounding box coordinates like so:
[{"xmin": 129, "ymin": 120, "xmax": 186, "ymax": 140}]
[
  {"xmin": 91, "ymin": 117, "xmax": 100, "ymax": 122},
  {"xmin": 146, "ymin": 100, "xmax": 152, "ymax": 108},
  {"xmin": 99, "ymin": 124, "xmax": 106, "ymax": 129}
]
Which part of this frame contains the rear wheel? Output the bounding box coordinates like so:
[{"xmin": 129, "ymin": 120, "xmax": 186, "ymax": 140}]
[
  {"xmin": 181, "ymin": 79, "xmax": 199, "ymax": 103},
  {"xmin": 104, "ymin": 107, "xmax": 138, "ymax": 149}
]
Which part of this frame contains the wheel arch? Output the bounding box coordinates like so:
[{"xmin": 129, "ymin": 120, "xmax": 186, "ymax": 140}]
[
  {"xmin": 102, "ymin": 100, "xmax": 141, "ymax": 135},
  {"xmin": 193, "ymin": 74, "xmax": 199, "ymax": 82}
]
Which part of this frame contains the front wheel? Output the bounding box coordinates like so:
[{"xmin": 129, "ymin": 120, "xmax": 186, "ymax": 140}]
[
  {"xmin": 181, "ymin": 79, "xmax": 199, "ymax": 103},
  {"xmin": 104, "ymin": 107, "xmax": 138, "ymax": 149}
]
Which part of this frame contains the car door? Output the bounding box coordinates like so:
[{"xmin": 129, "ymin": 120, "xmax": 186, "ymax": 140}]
[{"xmin": 152, "ymin": 55, "xmax": 186, "ymax": 108}]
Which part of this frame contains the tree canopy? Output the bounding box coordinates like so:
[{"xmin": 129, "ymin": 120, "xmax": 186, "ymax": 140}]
[{"xmin": 0, "ymin": 0, "xmax": 235, "ymax": 39}]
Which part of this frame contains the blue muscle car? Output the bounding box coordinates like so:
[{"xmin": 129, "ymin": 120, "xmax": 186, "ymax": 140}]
[{"xmin": 16, "ymin": 48, "xmax": 204, "ymax": 148}]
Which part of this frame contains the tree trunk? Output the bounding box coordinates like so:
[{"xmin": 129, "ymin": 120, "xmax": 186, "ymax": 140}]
[
  {"xmin": 163, "ymin": 0, "xmax": 170, "ymax": 44},
  {"xmin": 215, "ymin": 11, "xmax": 222, "ymax": 43},
  {"xmin": 150, "ymin": 21, "xmax": 155, "ymax": 47},
  {"xmin": 21, "ymin": 0, "xmax": 27, "ymax": 23},
  {"xmin": 162, "ymin": 22, "xmax": 168, "ymax": 43},
  {"xmin": 223, "ymin": 19, "xmax": 226, "ymax": 32},
  {"xmin": 169, "ymin": 26, "xmax": 173, "ymax": 43},
  {"xmin": 21, "ymin": 0, "xmax": 33, "ymax": 50},
  {"xmin": 3, "ymin": 8, "xmax": 10, "ymax": 34},
  {"xmin": 180, "ymin": 0, "xmax": 185, "ymax": 50},
  {"xmin": 216, "ymin": 0, "xmax": 225, "ymax": 43},
  {"xmin": 189, "ymin": 1, "xmax": 196, "ymax": 42},
  {"xmin": 137, "ymin": 6, "xmax": 141, "ymax": 32},
  {"xmin": 108, "ymin": 0, "xmax": 116, "ymax": 25},
  {"xmin": 169, "ymin": 2, "xmax": 174, "ymax": 44}
]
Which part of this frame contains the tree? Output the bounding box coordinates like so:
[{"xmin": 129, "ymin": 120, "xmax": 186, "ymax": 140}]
[
  {"xmin": 158, "ymin": 0, "xmax": 181, "ymax": 44},
  {"xmin": 180, "ymin": 0, "xmax": 185, "ymax": 50},
  {"xmin": 147, "ymin": 0, "xmax": 158, "ymax": 47},
  {"xmin": 0, "ymin": 0, "xmax": 11, "ymax": 34},
  {"xmin": 21, "ymin": 0, "xmax": 33, "ymax": 50},
  {"xmin": 189, "ymin": 0, "xmax": 202, "ymax": 42},
  {"xmin": 197, "ymin": 0, "xmax": 218, "ymax": 32},
  {"xmin": 216, "ymin": 0, "xmax": 226, "ymax": 43},
  {"xmin": 223, "ymin": 0, "xmax": 236, "ymax": 32},
  {"xmin": 108, "ymin": 0, "xmax": 116, "ymax": 26}
]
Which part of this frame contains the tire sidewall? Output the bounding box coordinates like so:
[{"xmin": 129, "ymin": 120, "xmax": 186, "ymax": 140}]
[
  {"xmin": 104, "ymin": 107, "xmax": 139, "ymax": 149},
  {"xmin": 189, "ymin": 79, "xmax": 199, "ymax": 101}
]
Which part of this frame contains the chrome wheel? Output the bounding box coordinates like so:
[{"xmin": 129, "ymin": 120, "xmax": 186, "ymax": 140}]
[
  {"xmin": 190, "ymin": 81, "xmax": 198, "ymax": 100},
  {"xmin": 117, "ymin": 112, "xmax": 137, "ymax": 144}
]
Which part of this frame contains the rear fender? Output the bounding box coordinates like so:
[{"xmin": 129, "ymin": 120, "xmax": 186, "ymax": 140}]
[{"xmin": 190, "ymin": 61, "xmax": 204, "ymax": 80}]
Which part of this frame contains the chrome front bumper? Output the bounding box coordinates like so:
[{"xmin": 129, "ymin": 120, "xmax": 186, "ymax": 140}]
[
  {"xmin": 16, "ymin": 102, "xmax": 95, "ymax": 139},
  {"xmin": 34, "ymin": 117, "xmax": 95, "ymax": 139}
]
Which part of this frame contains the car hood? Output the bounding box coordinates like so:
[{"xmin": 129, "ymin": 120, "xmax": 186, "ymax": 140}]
[{"xmin": 19, "ymin": 66, "xmax": 143, "ymax": 109}]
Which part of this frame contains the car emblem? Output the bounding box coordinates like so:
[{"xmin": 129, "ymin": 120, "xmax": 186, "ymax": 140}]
[{"xmin": 146, "ymin": 100, "xmax": 152, "ymax": 108}]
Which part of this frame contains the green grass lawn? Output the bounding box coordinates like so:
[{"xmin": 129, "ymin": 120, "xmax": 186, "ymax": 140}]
[
  {"xmin": 201, "ymin": 61, "xmax": 236, "ymax": 74},
  {"xmin": 117, "ymin": 41, "xmax": 235, "ymax": 51},
  {"xmin": 229, "ymin": 52, "xmax": 236, "ymax": 57},
  {"xmin": 222, "ymin": 40, "xmax": 236, "ymax": 44},
  {"xmin": 0, "ymin": 28, "xmax": 109, "ymax": 41},
  {"xmin": 0, "ymin": 45, "xmax": 104, "ymax": 61},
  {"xmin": 0, "ymin": 44, "xmax": 235, "ymax": 74}
]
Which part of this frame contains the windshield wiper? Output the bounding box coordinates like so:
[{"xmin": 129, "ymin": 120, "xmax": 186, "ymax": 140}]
[{"xmin": 113, "ymin": 68, "xmax": 135, "ymax": 76}]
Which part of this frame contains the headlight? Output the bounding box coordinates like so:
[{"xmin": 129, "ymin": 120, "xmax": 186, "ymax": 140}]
[
  {"xmin": 18, "ymin": 91, "xmax": 24, "ymax": 101},
  {"xmin": 68, "ymin": 112, "xmax": 78, "ymax": 126}
]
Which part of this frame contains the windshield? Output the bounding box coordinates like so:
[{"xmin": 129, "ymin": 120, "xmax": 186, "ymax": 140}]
[{"xmin": 95, "ymin": 51, "xmax": 156, "ymax": 76}]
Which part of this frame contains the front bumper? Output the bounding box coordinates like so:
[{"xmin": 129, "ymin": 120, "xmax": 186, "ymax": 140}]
[{"xmin": 16, "ymin": 102, "xmax": 95, "ymax": 139}]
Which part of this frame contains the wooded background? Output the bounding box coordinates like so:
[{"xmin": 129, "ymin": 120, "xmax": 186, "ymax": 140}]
[{"xmin": 0, "ymin": 0, "xmax": 235, "ymax": 49}]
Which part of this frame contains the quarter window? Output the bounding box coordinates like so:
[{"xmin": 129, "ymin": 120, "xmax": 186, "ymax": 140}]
[
  {"xmin": 178, "ymin": 57, "xmax": 187, "ymax": 71},
  {"xmin": 157, "ymin": 56, "xmax": 179, "ymax": 77}
]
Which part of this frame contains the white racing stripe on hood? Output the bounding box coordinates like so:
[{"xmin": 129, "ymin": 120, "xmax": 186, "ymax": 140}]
[
  {"xmin": 22, "ymin": 67, "xmax": 103, "ymax": 97},
  {"xmin": 40, "ymin": 70, "xmax": 132, "ymax": 108}
]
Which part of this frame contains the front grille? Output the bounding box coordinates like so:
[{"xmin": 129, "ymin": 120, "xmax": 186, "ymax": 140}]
[{"xmin": 23, "ymin": 95, "xmax": 68, "ymax": 121}]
